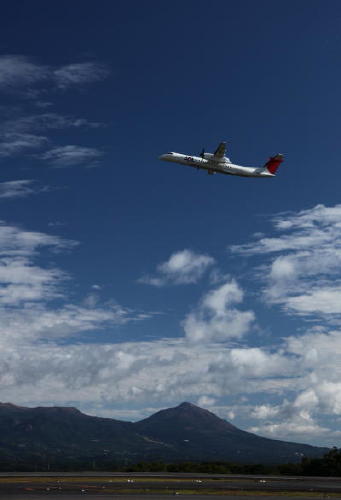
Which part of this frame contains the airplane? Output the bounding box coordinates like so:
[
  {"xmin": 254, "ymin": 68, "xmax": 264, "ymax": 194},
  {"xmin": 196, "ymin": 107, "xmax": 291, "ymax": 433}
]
[{"xmin": 159, "ymin": 142, "xmax": 284, "ymax": 178}]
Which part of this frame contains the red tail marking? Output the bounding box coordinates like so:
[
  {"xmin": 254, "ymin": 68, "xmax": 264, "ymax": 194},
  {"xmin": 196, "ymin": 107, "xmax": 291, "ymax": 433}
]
[{"xmin": 264, "ymin": 154, "xmax": 284, "ymax": 175}]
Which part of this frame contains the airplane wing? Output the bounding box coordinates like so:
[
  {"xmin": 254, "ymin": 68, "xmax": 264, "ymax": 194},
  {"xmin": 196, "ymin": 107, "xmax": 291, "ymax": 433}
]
[{"xmin": 213, "ymin": 142, "xmax": 226, "ymax": 159}]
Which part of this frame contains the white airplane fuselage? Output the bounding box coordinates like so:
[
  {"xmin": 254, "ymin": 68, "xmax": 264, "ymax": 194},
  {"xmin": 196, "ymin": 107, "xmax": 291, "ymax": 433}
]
[{"xmin": 159, "ymin": 152, "xmax": 275, "ymax": 178}]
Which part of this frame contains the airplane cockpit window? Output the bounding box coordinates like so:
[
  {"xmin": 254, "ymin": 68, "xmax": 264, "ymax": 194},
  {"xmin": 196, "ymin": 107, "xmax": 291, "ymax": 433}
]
[{"xmin": 167, "ymin": 152, "xmax": 174, "ymax": 155}]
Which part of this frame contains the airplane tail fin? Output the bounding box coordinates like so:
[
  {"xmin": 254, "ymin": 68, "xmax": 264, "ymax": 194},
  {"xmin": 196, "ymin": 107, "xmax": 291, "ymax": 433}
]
[{"xmin": 264, "ymin": 154, "xmax": 284, "ymax": 175}]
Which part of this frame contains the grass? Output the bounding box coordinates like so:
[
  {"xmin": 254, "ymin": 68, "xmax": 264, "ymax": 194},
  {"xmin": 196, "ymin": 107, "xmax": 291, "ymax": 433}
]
[
  {"xmin": 0, "ymin": 475, "xmax": 254, "ymax": 484},
  {"xmin": 0, "ymin": 475, "xmax": 340, "ymax": 497}
]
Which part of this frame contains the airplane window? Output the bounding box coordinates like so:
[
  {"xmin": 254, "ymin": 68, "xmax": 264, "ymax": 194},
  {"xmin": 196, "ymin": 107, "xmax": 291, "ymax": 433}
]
[{"xmin": 167, "ymin": 152, "xmax": 173, "ymax": 155}]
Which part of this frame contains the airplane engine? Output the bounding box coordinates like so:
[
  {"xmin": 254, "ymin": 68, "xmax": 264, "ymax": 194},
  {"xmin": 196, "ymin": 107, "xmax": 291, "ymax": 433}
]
[{"xmin": 203, "ymin": 153, "xmax": 214, "ymax": 160}]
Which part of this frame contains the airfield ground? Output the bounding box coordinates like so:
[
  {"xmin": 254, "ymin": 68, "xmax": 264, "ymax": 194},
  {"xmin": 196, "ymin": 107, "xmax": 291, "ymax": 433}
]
[{"xmin": 0, "ymin": 472, "xmax": 341, "ymax": 499}]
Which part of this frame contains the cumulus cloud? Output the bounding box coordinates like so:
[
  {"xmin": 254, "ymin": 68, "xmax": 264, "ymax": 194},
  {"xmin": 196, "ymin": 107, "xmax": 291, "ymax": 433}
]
[
  {"xmin": 197, "ymin": 395, "xmax": 216, "ymax": 407},
  {"xmin": 40, "ymin": 145, "xmax": 103, "ymax": 167},
  {"xmin": 0, "ymin": 338, "xmax": 295, "ymax": 412},
  {"xmin": 285, "ymin": 286, "xmax": 341, "ymax": 315},
  {"xmin": 236, "ymin": 325, "xmax": 341, "ymax": 444},
  {"xmin": 248, "ymin": 390, "xmax": 341, "ymax": 443},
  {"xmin": 249, "ymin": 418, "xmax": 333, "ymax": 442},
  {"xmin": 0, "ymin": 221, "xmax": 294, "ymax": 417},
  {"xmin": 0, "ymin": 213, "xmax": 336, "ymax": 446},
  {"xmin": 232, "ymin": 204, "xmax": 341, "ymax": 321},
  {"xmin": 231, "ymin": 204, "xmax": 341, "ymax": 256},
  {"xmin": 0, "ymin": 222, "xmax": 72, "ymax": 309},
  {"xmin": 3, "ymin": 203, "xmax": 341, "ymax": 446},
  {"xmin": 0, "ymin": 256, "xmax": 64, "ymax": 306},
  {"xmin": 140, "ymin": 249, "xmax": 215, "ymax": 286},
  {"xmin": 22, "ymin": 326, "xmax": 335, "ymax": 444},
  {"xmin": 286, "ymin": 330, "xmax": 341, "ymax": 407},
  {"xmin": 182, "ymin": 279, "xmax": 255, "ymax": 342},
  {"xmin": 0, "ymin": 220, "xmax": 147, "ymax": 349},
  {"xmin": 195, "ymin": 204, "xmax": 341, "ymax": 443}
]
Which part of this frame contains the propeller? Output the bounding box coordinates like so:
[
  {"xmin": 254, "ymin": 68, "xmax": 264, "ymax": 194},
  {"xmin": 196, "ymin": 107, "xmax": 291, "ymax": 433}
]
[{"xmin": 200, "ymin": 148, "xmax": 205, "ymax": 159}]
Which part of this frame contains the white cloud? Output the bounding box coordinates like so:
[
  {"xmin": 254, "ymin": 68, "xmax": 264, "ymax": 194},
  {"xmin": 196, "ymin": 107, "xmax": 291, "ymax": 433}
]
[
  {"xmin": 232, "ymin": 204, "xmax": 341, "ymax": 321},
  {"xmin": 0, "ymin": 221, "xmax": 144, "ymax": 344},
  {"xmin": 286, "ymin": 287, "xmax": 341, "ymax": 314},
  {"xmin": 140, "ymin": 249, "xmax": 215, "ymax": 286},
  {"xmin": 249, "ymin": 420, "xmax": 333, "ymax": 441},
  {"xmin": 236, "ymin": 327, "xmax": 341, "ymax": 444},
  {"xmin": 231, "ymin": 204, "xmax": 341, "ymax": 256},
  {"xmin": 197, "ymin": 395, "xmax": 216, "ymax": 407},
  {"xmin": 248, "ymin": 394, "xmax": 341, "ymax": 444},
  {"xmin": 0, "ymin": 133, "xmax": 48, "ymax": 157},
  {"xmin": 0, "ymin": 216, "xmax": 335, "ymax": 445},
  {"xmin": 286, "ymin": 329, "xmax": 341, "ymax": 412},
  {"xmin": 0, "ymin": 303, "xmax": 134, "ymax": 345},
  {"xmin": 0, "ymin": 57, "xmax": 108, "ymax": 165},
  {"xmin": 0, "ymin": 339, "xmax": 295, "ymax": 412},
  {"xmin": 0, "ymin": 221, "xmax": 294, "ymax": 413},
  {"xmin": 0, "ymin": 113, "xmax": 102, "ymax": 160},
  {"xmin": 0, "ymin": 111, "xmax": 104, "ymax": 162},
  {"xmin": 53, "ymin": 62, "xmax": 110, "ymax": 89},
  {"xmin": 0, "ymin": 55, "xmax": 48, "ymax": 89},
  {"xmin": 0, "ymin": 220, "xmax": 74, "ymax": 256},
  {"xmin": 1, "ymin": 113, "xmax": 101, "ymax": 134},
  {"xmin": 40, "ymin": 145, "xmax": 103, "ymax": 167},
  {"xmin": 182, "ymin": 279, "xmax": 255, "ymax": 342},
  {"xmin": 0, "ymin": 256, "xmax": 64, "ymax": 306},
  {"xmin": 251, "ymin": 404, "xmax": 280, "ymax": 420},
  {"xmin": 0, "ymin": 55, "xmax": 109, "ymax": 92},
  {"xmin": 0, "ymin": 180, "xmax": 42, "ymax": 199},
  {"xmin": 4, "ymin": 203, "xmax": 341, "ymax": 447},
  {"xmin": 0, "ymin": 222, "xmax": 72, "ymax": 308}
]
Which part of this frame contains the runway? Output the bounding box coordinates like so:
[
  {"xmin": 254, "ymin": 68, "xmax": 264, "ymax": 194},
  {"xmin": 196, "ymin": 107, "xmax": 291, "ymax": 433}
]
[{"xmin": 0, "ymin": 472, "xmax": 341, "ymax": 498}]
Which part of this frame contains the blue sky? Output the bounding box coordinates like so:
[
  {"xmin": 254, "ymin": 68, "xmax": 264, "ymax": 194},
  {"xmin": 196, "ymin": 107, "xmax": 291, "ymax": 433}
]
[{"xmin": 1, "ymin": 0, "xmax": 341, "ymax": 447}]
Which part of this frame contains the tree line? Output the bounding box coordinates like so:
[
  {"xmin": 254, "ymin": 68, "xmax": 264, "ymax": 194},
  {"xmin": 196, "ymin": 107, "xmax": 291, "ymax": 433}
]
[
  {"xmin": 1, "ymin": 447, "xmax": 341, "ymax": 475},
  {"xmin": 125, "ymin": 448, "xmax": 341, "ymax": 476}
]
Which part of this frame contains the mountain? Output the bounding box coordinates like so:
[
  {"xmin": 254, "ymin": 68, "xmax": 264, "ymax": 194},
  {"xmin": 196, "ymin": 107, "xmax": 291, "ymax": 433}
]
[
  {"xmin": 0, "ymin": 401, "xmax": 328, "ymax": 469},
  {"xmin": 0, "ymin": 402, "xmax": 155, "ymax": 468},
  {"xmin": 134, "ymin": 402, "xmax": 327, "ymax": 464}
]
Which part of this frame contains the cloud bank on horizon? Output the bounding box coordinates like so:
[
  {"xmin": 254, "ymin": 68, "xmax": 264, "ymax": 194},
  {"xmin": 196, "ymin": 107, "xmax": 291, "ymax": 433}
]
[{"xmin": 1, "ymin": 197, "xmax": 341, "ymax": 446}]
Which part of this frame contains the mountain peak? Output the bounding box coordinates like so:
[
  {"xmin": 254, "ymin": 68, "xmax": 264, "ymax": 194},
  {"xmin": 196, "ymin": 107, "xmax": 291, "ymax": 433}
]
[
  {"xmin": 135, "ymin": 401, "xmax": 238, "ymax": 438},
  {"xmin": 177, "ymin": 401, "xmax": 200, "ymax": 410},
  {"xmin": 174, "ymin": 402, "xmax": 223, "ymax": 419},
  {"xmin": 173, "ymin": 402, "xmax": 227, "ymax": 419}
]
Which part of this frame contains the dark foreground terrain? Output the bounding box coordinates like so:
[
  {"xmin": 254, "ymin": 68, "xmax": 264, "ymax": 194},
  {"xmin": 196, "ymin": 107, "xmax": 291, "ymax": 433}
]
[
  {"xmin": 1, "ymin": 472, "xmax": 341, "ymax": 499},
  {"xmin": 0, "ymin": 402, "xmax": 327, "ymax": 466},
  {"xmin": 3, "ymin": 496, "xmax": 339, "ymax": 500}
]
